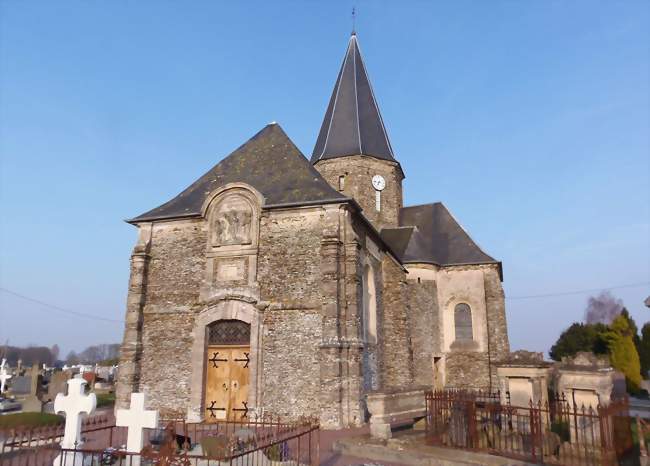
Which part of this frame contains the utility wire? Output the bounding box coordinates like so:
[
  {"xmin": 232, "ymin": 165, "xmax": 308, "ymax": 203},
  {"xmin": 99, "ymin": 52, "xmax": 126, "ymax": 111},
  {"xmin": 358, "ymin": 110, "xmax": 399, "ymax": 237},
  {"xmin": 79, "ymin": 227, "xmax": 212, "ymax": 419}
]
[
  {"xmin": 1, "ymin": 281, "xmax": 648, "ymax": 322},
  {"xmin": 507, "ymin": 281, "xmax": 649, "ymax": 300},
  {"xmin": 0, "ymin": 287, "xmax": 124, "ymax": 323}
]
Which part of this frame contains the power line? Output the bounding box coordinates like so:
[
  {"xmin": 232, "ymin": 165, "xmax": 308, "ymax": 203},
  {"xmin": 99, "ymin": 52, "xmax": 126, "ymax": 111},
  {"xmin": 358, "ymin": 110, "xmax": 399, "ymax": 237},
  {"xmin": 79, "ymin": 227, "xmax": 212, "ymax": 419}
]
[
  {"xmin": 507, "ymin": 281, "xmax": 650, "ymax": 301},
  {"xmin": 2, "ymin": 280, "xmax": 648, "ymax": 321},
  {"xmin": 0, "ymin": 287, "xmax": 124, "ymax": 323}
]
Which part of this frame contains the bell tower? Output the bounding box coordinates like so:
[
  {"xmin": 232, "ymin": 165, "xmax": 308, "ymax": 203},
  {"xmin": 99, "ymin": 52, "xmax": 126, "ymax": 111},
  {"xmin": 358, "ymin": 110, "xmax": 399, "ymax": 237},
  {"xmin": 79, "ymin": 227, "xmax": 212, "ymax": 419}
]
[{"xmin": 312, "ymin": 33, "xmax": 404, "ymax": 231}]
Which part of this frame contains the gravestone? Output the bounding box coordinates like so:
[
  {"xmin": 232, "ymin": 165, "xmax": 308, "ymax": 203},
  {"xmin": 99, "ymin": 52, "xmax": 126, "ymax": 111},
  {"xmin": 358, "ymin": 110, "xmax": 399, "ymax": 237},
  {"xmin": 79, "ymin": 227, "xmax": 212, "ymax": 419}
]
[
  {"xmin": 54, "ymin": 378, "xmax": 96, "ymax": 466},
  {"xmin": 47, "ymin": 370, "xmax": 72, "ymax": 402},
  {"xmin": 10, "ymin": 376, "xmax": 31, "ymax": 395},
  {"xmin": 0, "ymin": 358, "xmax": 11, "ymax": 393},
  {"xmin": 116, "ymin": 392, "xmax": 159, "ymax": 466},
  {"xmin": 22, "ymin": 364, "xmax": 43, "ymax": 412}
]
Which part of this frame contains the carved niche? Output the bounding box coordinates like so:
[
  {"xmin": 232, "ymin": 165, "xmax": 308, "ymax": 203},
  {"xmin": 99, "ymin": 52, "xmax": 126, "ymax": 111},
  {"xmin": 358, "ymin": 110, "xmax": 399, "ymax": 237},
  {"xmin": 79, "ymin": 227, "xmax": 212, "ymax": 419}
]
[
  {"xmin": 211, "ymin": 195, "xmax": 254, "ymax": 247},
  {"xmin": 201, "ymin": 186, "xmax": 261, "ymax": 299}
]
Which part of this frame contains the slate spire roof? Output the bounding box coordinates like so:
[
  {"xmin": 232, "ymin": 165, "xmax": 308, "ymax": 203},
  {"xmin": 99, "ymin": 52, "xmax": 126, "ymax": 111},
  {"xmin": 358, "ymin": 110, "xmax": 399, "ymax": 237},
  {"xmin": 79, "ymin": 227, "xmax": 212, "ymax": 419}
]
[
  {"xmin": 129, "ymin": 124, "xmax": 346, "ymax": 223},
  {"xmin": 311, "ymin": 33, "xmax": 396, "ymax": 163}
]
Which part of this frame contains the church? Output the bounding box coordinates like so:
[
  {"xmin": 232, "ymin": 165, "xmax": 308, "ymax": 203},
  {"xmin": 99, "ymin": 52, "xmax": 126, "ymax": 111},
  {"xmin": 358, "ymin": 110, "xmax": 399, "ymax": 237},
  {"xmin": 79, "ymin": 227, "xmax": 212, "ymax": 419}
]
[{"xmin": 115, "ymin": 33, "xmax": 510, "ymax": 429}]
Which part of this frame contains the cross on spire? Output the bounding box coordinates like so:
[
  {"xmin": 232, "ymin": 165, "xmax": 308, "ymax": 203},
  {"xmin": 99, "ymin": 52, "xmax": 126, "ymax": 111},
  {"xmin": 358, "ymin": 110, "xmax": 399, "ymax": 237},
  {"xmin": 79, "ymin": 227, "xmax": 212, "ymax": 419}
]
[
  {"xmin": 352, "ymin": 7, "xmax": 356, "ymax": 35},
  {"xmin": 54, "ymin": 378, "xmax": 97, "ymax": 449}
]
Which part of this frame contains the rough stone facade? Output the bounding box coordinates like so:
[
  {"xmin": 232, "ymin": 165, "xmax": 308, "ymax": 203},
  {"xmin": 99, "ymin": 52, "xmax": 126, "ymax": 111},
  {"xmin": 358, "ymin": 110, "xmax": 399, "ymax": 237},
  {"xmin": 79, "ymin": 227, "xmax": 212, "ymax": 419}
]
[
  {"xmin": 315, "ymin": 156, "xmax": 403, "ymax": 231},
  {"xmin": 405, "ymin": 263, "xmax": 509, "ymax": 391},
  {"xmin": 115, "ymin": 37, "xmax": 511, "ymax": 427}
]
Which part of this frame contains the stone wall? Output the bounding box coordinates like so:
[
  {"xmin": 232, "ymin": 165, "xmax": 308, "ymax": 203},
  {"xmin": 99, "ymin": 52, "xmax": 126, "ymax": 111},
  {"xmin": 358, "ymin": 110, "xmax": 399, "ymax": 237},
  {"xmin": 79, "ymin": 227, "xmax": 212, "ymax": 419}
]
[
  {"xmin": 379, "ymin": 256, "xmax": 413, "ymax": 389},
  {"xmin": 315, "ymin": 156, "xmax": 403, "ymax": 231},
  {"xmin": 258, "ymin": 209, "xmax": 323, "ymax": 306},
  {"xmin": 404, "ymin": 263, "xmax": 509, "ymax": 391},
  {"xmin": 406, "ymin": 279, "xmax": 439, "ymax": 387},
  {"xmin": 116, "ymin": 220, "xmax": 206, "ymax": 410},
  {"xmin": 146, "ymin": 221, "xmax": 207, "ymax": 305},
  {"xmin": 139, "ymin": 312, "xmax": 196, "ymax": 418},
  {"xmin": 445, "ymin": 352, "xmax": 491, "ymax": 390},
  {"xmin": 261, "ymin": 308, "xmax": 321, "ymax": 418},
  {"xmin": 484, "ymin": 265, "xmax": 510, "ymax": 384}
]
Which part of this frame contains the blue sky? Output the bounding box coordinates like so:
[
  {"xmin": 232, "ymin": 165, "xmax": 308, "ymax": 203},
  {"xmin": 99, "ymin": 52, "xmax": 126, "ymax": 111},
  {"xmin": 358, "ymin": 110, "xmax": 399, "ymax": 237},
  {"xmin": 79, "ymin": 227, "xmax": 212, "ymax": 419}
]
[{"xmin": 1, "ymin": 1, "xmax": 648, "ymax": 358}]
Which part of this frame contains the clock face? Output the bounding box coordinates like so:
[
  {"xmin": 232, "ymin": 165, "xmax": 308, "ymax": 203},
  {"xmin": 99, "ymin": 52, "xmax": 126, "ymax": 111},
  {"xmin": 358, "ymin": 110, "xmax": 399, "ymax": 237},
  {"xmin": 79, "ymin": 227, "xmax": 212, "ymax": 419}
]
[{"xmin": 372, "ymin": 175, "xmax": 386, "ymax": 191}]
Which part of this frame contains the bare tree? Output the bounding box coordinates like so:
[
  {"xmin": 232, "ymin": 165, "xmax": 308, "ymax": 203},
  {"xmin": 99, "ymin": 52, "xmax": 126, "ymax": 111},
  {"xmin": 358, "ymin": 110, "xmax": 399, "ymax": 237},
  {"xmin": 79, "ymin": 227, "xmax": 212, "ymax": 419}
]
[{"xmin": 584, "ymin": 291, "xmax": 624, "ymax": 325}]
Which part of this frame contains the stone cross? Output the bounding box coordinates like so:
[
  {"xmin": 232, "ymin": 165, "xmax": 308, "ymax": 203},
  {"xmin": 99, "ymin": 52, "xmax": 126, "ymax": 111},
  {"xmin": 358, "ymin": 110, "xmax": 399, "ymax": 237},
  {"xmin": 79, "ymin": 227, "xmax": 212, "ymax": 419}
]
[
  {"xmin": 54, "ymin": 378, "xmax": 97, "ymax": 449},
  {"xmin": 116, "ymin": 393, "xmax": 159, "ymax": 453},
  {"xmin": 116, "ymin": 393, "xmax": 158, "ymax": 466},
  {"xmin": 0, "ymin": 359, "xmax": 11, "ymax": 393}
]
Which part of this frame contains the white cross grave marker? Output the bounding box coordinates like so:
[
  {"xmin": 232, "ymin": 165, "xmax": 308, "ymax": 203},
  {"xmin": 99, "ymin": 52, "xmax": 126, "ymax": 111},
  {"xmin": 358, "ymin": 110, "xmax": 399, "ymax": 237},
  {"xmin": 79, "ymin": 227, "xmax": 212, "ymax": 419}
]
[
  {"xmin": 0, "ymin": 359, "xmax": 11, "ymax": 393},
  {"xmin": 54, "ymin": 378, "xmax": 97, "ymax": 449},
  {"xmin": 116, "ymin": 392, "xmax": 159, "ymax": 466}
]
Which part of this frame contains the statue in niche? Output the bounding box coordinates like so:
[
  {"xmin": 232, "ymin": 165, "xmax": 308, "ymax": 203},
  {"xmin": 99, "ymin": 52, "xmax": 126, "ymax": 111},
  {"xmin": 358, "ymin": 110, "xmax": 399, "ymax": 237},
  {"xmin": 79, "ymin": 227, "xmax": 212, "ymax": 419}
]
[{"xmin": 212, "ymin": 197, "xmax": 253, "ymax": 246}]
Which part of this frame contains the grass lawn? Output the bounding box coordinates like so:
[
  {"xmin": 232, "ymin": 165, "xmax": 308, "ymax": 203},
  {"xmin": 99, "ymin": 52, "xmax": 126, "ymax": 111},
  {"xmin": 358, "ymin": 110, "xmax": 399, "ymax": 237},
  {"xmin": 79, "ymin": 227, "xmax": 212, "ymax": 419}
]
[
  {"xmin": 96, "ymin": 392, "xmax": 115, "ymax": 408},
  {"xmin": 0, "ymin": 412, "xmax": 64, "ymax": 429}
]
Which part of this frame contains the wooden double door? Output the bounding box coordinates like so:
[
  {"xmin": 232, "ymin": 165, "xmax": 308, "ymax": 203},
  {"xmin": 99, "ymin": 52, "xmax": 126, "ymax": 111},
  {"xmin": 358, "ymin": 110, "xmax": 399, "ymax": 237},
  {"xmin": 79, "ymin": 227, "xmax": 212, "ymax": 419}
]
[{"xmin": 204, "ymin": 345, "xmax": 250, "ymax": 421}]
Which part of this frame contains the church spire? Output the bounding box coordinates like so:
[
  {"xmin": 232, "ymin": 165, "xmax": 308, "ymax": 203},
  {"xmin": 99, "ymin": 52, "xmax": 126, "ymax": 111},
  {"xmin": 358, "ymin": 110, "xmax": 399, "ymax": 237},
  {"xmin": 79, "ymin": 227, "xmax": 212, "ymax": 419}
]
[{"xmin": 311, "ymin": 34, "xmax": 396, "ymax": 164}]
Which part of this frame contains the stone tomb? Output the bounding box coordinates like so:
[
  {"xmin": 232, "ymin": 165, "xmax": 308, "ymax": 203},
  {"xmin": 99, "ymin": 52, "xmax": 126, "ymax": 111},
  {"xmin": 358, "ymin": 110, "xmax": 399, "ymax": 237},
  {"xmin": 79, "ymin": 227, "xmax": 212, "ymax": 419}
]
[
  {"xmin": 555, "ymin": 352, "xmax": 617, "ymax": 409},
  {"xmin": 496, "ymin": 351, "xmax": 553, "ymax": 408}
]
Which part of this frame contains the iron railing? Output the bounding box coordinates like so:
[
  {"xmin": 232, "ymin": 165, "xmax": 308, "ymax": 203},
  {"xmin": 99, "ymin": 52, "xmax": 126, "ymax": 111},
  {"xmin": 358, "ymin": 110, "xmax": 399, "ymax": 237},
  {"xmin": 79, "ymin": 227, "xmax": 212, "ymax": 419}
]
[
  {"xmin": 0, "ymin": 415, "xmax": 319, "ymax": 466},
  {"xmin": 425, "ymin": 390, "xmax": 635, "ymax": 466}
]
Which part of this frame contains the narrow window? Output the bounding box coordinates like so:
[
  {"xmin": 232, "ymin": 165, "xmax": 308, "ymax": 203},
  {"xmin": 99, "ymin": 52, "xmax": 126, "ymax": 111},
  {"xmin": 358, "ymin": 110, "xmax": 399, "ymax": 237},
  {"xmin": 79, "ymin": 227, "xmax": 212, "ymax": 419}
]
[
  {"xmin": 454, "ymin": 303, "xmax": 473, "ymax": 341},
  {"xmin": 338, "ymin": 175, "xmax": 345, "ymax": 191}
]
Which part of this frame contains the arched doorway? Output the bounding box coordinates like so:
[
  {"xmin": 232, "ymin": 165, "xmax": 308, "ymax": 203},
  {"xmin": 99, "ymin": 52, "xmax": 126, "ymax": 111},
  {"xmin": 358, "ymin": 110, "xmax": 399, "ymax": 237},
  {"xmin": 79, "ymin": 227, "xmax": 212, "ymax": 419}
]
[{"xmin": 204, "ymin": 319, "xmax": 251, "ymax": 421}]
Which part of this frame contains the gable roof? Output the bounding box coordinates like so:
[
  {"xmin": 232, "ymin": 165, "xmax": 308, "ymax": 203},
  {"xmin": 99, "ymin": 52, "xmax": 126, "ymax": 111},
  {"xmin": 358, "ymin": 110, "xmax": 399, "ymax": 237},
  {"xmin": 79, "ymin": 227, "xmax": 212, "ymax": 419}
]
[
  {"xmin": 129, "ymin": 124, "xmax": 347, "ymax": 223},
  {"xmin": 381, "ymin": 203, "xmax": 499, "ymax": 268},
  {"xmin": 311, "ymin": 33, "xmax": 396, "ymax": 164}
]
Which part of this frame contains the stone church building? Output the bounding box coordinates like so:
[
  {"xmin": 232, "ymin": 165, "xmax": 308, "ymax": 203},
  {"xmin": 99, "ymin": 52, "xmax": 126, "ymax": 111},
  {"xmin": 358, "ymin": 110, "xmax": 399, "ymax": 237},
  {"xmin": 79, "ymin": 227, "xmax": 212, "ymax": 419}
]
[{"xmin": 116, "ymin": 34, "xmax": 510, "ymax": 428}]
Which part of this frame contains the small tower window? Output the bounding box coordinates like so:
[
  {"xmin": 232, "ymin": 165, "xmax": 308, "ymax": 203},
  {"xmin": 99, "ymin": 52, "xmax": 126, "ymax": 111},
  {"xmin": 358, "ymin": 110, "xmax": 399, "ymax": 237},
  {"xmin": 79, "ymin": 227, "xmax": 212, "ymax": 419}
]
[
  {"xmin": 338, "ymin": 175, "xmax": 345, "ymax": 191},
  {"xmin": 454, "ymin": 303, "xmax": 473, "ymax": 341}
]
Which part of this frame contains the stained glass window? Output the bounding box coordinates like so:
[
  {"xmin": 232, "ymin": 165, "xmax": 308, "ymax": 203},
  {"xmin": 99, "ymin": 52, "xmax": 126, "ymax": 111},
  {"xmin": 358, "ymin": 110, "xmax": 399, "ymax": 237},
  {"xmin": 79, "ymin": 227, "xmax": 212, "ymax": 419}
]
[{"xmin": 208, "ymin": 319, "xmax": 250, "ymax": 345}]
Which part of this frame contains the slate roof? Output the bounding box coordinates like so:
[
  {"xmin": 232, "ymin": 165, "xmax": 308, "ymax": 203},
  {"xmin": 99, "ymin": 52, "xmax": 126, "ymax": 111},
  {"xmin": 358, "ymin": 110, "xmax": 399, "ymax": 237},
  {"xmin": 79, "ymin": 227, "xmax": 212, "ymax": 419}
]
[
  {"xmin": 311, "ymin": 33, "xmax": 396, "ymax": 164},
  {"xmin": 129, "ymin": 124, "xmax": 347, "ymax": 223},
  {"xmin": 381, "ymin": 203, "xmax": 499, "ymax": 267}
]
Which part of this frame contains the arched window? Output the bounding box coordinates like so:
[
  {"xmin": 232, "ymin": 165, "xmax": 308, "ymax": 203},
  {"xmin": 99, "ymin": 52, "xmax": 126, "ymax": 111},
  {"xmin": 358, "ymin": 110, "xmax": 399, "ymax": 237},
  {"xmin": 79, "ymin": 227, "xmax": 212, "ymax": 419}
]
[
  {"xmin": 454, "ymin": 303, "xmax": 473, "ymax": 341},
  {"xmin": 208, "ymin": 319, "xmax": 251, "ymax": 345}
]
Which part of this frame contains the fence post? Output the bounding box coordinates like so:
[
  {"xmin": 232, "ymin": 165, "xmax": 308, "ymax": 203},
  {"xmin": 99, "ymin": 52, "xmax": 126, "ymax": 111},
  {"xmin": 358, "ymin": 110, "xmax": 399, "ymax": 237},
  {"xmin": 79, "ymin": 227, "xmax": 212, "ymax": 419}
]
[
  {"xmin": 529, "ymin": 402, "xmax": 539, "ymax": 463},
  {"xmin": 639, "ymin": 416, "xmax": 648, "ymax": 458},
  {"xmin": 467, "ymin": 400, "xmax": 476, "ymax": 449}
]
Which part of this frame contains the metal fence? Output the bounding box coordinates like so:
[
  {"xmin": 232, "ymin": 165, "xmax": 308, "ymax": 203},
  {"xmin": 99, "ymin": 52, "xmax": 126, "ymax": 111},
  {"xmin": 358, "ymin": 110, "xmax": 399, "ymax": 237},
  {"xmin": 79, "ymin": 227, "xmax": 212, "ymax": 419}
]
[
  {"xmin": 1, "ymin": 414, "xmax": 319, "ymax": 466},
  {"xmin": 425, "ymin": 390, "xmax": 636, "ymax": 466}
]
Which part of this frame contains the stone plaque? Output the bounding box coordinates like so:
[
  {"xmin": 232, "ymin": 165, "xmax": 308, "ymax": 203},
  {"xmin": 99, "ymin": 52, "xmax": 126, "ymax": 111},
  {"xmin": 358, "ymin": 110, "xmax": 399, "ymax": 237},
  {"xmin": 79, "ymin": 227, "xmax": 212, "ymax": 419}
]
[{"xmin": 215, "ymin": 258, "xmax": 246, "ymax": 283}]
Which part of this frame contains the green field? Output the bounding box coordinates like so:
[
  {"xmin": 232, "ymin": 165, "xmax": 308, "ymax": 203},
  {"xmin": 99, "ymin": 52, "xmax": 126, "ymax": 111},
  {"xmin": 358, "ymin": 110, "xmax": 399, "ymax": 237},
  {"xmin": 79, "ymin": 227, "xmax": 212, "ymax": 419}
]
[{"xmin": 0, "ymin": 412, "xmax": 64, "ymax": 429}]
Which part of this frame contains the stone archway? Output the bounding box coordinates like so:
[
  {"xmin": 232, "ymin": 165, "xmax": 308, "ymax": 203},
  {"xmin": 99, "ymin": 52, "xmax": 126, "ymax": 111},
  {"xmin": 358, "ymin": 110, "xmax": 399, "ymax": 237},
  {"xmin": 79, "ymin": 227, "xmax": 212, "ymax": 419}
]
[{"xmin": 187, "ymin": 299, "xmax": 261, "ymax": 422}]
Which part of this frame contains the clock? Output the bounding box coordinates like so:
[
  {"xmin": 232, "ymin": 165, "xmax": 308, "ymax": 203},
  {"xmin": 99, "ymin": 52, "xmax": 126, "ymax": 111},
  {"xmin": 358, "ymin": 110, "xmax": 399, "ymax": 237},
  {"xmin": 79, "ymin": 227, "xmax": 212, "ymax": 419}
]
[{"xmin": 372, "ymin": 175, "xmax": 386, "ymax": 191}]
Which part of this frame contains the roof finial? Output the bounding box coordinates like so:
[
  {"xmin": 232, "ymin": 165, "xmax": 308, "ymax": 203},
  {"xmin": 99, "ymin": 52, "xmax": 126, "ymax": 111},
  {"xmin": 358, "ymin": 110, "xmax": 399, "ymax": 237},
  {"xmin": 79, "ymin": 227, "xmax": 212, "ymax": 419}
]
[{"xmin": 351, "ymin": 7, "xmax": 356, "ymax": 35}]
